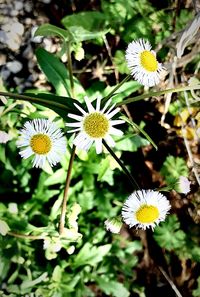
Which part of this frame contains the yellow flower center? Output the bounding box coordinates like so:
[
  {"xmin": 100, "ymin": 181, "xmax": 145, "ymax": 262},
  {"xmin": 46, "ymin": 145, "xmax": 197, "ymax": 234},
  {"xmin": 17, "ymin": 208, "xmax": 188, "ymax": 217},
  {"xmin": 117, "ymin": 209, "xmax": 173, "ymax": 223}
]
[
  {"xmin": 83, "ymin": 112, "xmax": 109, "ymax": 138},
  {"xmin": 30, "ymin": 134, "xmax": 52, "ymax": 155},
  {"xmin": 140, "ymin": 50, "xmax": 158, "ymax": 72},
  {"xmin": 136, "ymin": 204, "xmax": 159, "ymax": 223}
]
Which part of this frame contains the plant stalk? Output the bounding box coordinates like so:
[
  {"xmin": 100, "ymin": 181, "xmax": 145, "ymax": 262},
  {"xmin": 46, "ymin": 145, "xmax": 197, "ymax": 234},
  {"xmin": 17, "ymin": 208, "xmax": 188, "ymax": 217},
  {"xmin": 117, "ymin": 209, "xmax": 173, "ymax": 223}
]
[
  {"xmin": 59, "ymin": 145, "xmax": 76, "ymax": 235},
  {"xmin": 0, "ymin": 91, "xmax": 67, "ymax": 110},
  {"xmin": 116, "ymin": 85, "xmax": 200, "ymax": 106},
  {"xmin": 102, "ymin": 74, "xmax": 132, "ymax": 104},
  {"xmin": 8, "ymin": 231, "xmax": 44, "ymax": 240},
  {"xmin": 67, "ymin": 41, "xmax": 75, "ymax": 98},
  {"xmin": 102, "ymin": 140, "xmax": 140, "ymax": 189}
]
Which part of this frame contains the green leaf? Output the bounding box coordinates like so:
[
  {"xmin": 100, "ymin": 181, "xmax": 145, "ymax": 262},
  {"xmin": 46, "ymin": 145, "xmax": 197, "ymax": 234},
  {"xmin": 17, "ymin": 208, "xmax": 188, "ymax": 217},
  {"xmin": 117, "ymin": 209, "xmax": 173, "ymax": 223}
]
[
  {"xmin": 24, "ymin": 91, "xmax": 77, "ymax": 119},
  {"xmin": 121, "ymin": 116, "xmax": 157, "ymax": 150},
  {"xmin": 97, "ymin": 276, "xmax": 130, "ymax": 297},
  {"xmin": 103, "ymin": 81, "xmax": 141, "ymax": 104},
  {"xmin": 20, "ymin": 272, "xmax": 48, "ymax": 292},
  {"xmin": 73, "ymin": 243, "xmax": 111, "ymax": 268},
  {"xmin": 0, "ymin": 219, "xmax": 10, "ymax": 236},
  {"xmin": 153, "ymin": 215, "xmax": 186, "ymax": 251},
  {"xmin": 61, "ymin": 11, "xmax": 107, "ymax": 42},
  {"xmin": 115, "ymin": 135, "xmax": 149, "ymax": 152},
  {"xmin": 193, "ymin": 276, "xmax": 200, "ymax": 297},
  {"xmin": 36, "ymin": 47, "xmax": 71, "ymax": 97},
  {"xmin": 35, "ymin": 48, "xmax": 85, "ymax": 98},
  {"xmin": 113, "ymin": 50, "xmax": 129, "ymax": 74},
  {"xmin": 160, "ymin": 155, "xmax": 189, "ymax": 184},
  {"xmin": 34, "ymin": 24, "xmax": 69, "ymax": 40},
  {"xmin": 97, "ymin": 157, "xmax": 110, "ymax": 181}
]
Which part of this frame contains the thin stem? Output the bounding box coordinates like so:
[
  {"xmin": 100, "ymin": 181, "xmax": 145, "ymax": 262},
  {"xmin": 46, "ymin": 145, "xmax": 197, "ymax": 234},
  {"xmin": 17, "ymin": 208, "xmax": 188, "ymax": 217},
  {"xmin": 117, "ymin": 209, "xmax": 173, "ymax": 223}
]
[
  {"xmin": 102, "ymin": 140, "xmax": 140, "ymax": 189},
  {"xmin": 116, "ymin": 85, "xmax": 200, "ymax": 106},
  {"xmin": 158, "ymin": 266, "xmax": 183, "ymax": 297},
  {"xmin": 67, "ymin": 41, "xmax": 75, "ymax": 98},
  {"xmin": 0, "ymin": 91, "xmax": 67, "ymax": 110},
  {"xmin": 102, "ymin": 74, "xmax": 132, "ymax": 104},
  {"xmin": 8, "ymin": 231, "xmax": 44, "ymax": 240},
  {"xmin": 59, "ymin": 145, "xmax": 76, "ymax": 235}
]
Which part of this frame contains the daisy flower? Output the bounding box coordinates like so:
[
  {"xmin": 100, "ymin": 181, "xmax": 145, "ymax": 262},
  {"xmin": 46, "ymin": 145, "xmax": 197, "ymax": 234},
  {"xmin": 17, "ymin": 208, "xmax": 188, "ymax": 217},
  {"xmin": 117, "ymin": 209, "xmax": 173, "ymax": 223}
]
[
  {"xmin": 17, "ymin": 119, "xmax": 66, "ymax": 168},
  {"xmin": 67, "ymin": 97, "xmax": 124, "ymax": 154},
  {"xmin": 122, "ymin": 190, "xmax": 171, "ymax": 230},
  {"xmin": 104, "ymin": 216, "xmax": 123, "ymax": 234},
  {"xmin": 125, "ymin": 39, "xmax": 163, "ymax": 87}
]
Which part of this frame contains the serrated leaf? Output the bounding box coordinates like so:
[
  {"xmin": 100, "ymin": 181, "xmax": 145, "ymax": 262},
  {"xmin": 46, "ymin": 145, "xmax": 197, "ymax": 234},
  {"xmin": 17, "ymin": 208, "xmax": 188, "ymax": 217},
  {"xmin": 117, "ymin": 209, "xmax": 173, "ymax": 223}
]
[
  {"xmin": 153, "ymin": 215, "xmax": 186, "ymax": 251},
  {"xmin": 160, "ymin": 155, "xmax": 189, "ymax": 184}
]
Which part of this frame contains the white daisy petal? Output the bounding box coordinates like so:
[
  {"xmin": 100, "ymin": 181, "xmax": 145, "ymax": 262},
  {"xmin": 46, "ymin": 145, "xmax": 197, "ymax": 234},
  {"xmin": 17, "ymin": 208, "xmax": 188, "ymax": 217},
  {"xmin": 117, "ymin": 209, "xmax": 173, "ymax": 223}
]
[
  {"xmin": 74, "ymin": 103, "xmax": 87, "ymax": 115},
  {"xmin": 125, "ymin": 38, "xmax": 164, "ymax": 87},
  {"xmin": 67, "ymin": 128, "xmax": 81, "ymax": 133},
  {"xmin": 67, "ymin": 97, "xmax": 124, "ymax": 154},
  {"xmin": 17, "ymin": 119, "xmax": 67, "ymax": 169},
  {"xmin": 67, "ymin": 122, "xmax": 82, "ymax": 128},
  {"xmin": 68, "ymin": 113, "xmax": 83, "ymax": 121},
  {"xmin": 104, "ymin": 135, "xmax": 115, "ymax": 147},
  {"xmin": 95, "ymin": 139, "xmax": 102, "ymax": 154},
  {"xmin": 109, "ymin": 127, "xmax": 124, "ymax": 136},
  {"xmin": 96, "ymin": 96, "xmax": 102, "ymax": 112},
  {"xmin": 110, "ymin": 120, "xmax": 125, "ymax": 126},
  {"xmin": 101, "ymin": 98, "xmax": 112, "ymax": 113},
  {"xmin": 84, "ymin": 96, "xmax": 95, "ymax": 113},
  {"xmin": 121, "ymin": 190, "xmax": 171, "ymax": 230},
  {"xmin": 106, "ymin": 107, "xmax": 121, "ymax": 119}
]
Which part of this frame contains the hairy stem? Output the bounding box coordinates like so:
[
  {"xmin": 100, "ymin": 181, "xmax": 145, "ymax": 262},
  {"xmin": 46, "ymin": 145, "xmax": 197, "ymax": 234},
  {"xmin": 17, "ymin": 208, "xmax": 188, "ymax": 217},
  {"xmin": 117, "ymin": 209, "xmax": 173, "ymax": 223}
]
[
  {"xmin": 102, "ymin": 140, "xmax": 140, "ymax": 189},
  {"xmin": 59, "ymin": 145, "xmax": 76, "ymax": 235}
]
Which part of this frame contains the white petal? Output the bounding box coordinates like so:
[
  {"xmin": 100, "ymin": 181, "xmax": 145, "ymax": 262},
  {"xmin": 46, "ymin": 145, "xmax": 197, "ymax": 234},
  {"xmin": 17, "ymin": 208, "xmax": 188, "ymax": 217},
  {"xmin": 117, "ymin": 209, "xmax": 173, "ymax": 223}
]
[
  {"xmin": 84, "ymin": 96, "xmax": 95, "ymax": 113},
  {"xmin": 95, "ymin": 139, "xmax": 102, "ymax": 154},
  {"xmin": 68, "ymin": 113, "xmax": 83, "ymax": 121},
  {"xmin": 109, "ymin": 127, "xmax": 123, "ymax": 136},
  {"xmin": 74, "ymin": 103, "xmax": 87, "ymax": 115},
  {"xmin": 104, "ymin": 135, "xmax": 115, "ymax": 147}
]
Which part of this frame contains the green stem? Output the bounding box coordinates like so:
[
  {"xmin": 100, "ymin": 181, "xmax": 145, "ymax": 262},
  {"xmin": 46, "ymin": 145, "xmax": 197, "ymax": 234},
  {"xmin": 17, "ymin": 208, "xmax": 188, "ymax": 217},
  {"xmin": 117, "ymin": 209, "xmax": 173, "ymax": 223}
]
[
  {"xmin": 102, "ymin": 140, "xmax": 140, "ymax": 189},
  {"xmin": 8, "ymin": 231, "xmax": 44, "ymax": 240},
  {"xmin": 59, "ymin": 145, "xmax": 76, "ymax": 235},
  {"xmin": 102, "ymin": 74, "xmax": 132, "ymax": 104},
  {"xmin": 116, "ymin": 85, "xmax": 200, "ymax": 106},
  {"xmin": 0, "ymin": 91, "xmax": 67, "ymax": 110},
  {"xmin": 67, "ymin": 41, "xmax": 75, "ymax": 98}
]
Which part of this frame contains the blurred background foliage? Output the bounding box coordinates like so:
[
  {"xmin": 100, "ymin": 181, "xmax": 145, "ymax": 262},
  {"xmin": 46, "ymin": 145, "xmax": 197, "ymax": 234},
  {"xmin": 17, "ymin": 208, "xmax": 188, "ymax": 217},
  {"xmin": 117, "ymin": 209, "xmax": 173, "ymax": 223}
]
[{"xmin": 0, "ymin": 0, "xmax": 200, "ymax": 296}]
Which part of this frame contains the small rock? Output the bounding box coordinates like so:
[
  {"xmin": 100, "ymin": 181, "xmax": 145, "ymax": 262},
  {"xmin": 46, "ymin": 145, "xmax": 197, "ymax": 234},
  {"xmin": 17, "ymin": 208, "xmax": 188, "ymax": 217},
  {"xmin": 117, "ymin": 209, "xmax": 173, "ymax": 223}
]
[
  {"xmin": 7, "ymin": 61, "xmax": 22, "ymax": 73},
  {"xmin": 1, "ymin": 69, "xmax": 10, "ymax": 80},
  {"xmin": 6, "ymin": 32, "xmax": 21, "ymax": 51},
  {"xmin": 10, "ymin": 22, "xmax": 24, "ymax": 36},
  {"xmin": 0, "ymin": 30, "xmax": 7, "ymax": 43},
  {"xmin": 14, "ymin": 1, "xmax": 23, "ymax": 10},
  {"xmin": 10, "ymin": 9, "xmax": 18, "ymax": 17},
  {"xmin": 22, "ymin": 44, "xmax": 33, "ymax": 59},
  {"xmin": 24, "ymin": 1, "xmax": 33, "ymax": 13},
  {"xmin": 0, "ymin": 54, "xmax": 6, "ymax": 66}
]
